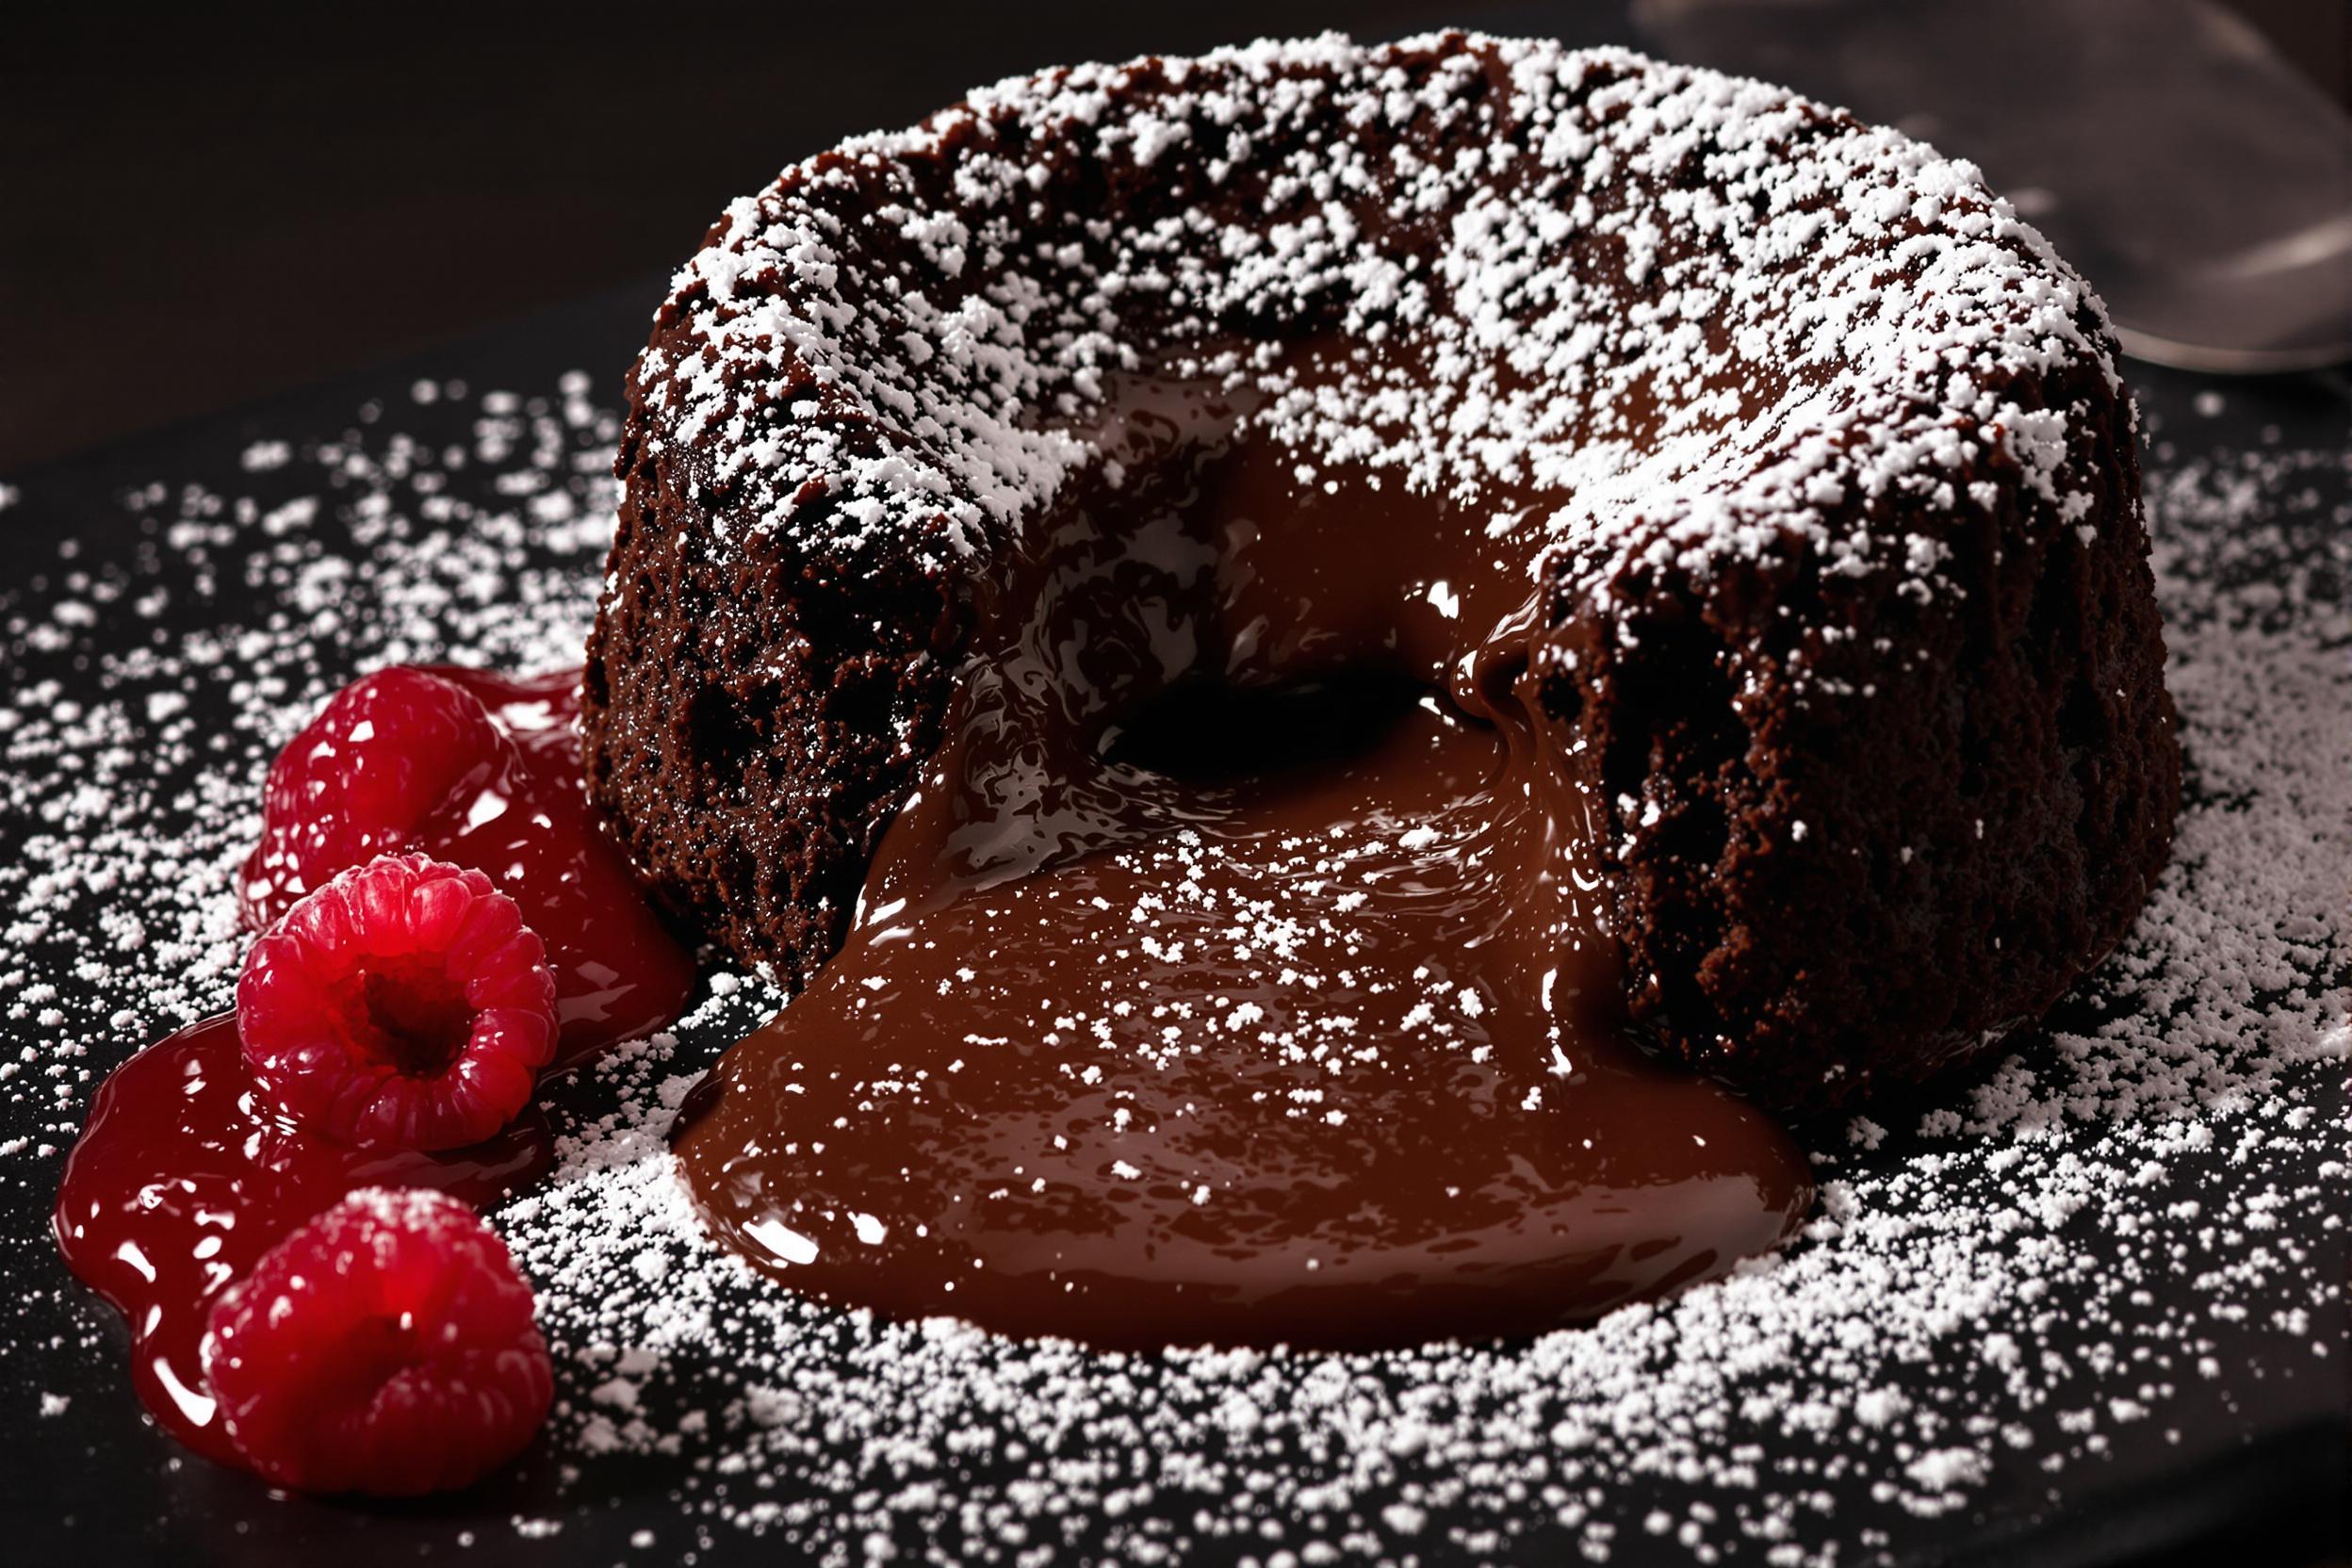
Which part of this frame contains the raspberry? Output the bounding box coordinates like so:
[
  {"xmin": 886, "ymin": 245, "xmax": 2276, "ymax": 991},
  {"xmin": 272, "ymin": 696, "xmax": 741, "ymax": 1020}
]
[
  {"xmin": 240, "ymin": 668, "xmax": 505, "ymax": 929},
  {"xmin": 203, "ymin": 1187, "xmax": 553, "ymax": 1495},
  {"xmin": 237, "ymin": 854, "xmax": 558, "ymax": 1151}
]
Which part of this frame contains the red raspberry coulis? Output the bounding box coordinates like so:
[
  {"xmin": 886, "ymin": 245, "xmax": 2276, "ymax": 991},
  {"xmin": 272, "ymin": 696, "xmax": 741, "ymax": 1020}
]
[
  {"xmin": 54, "ymin": 665, "xmax": 693, "ymax": 1472},
  {"xmin": 245, "ymin": 665, "xmax": 693, "ymax": 1063},
  {"xmin": 55, "ymin": 1017, "xmax": 547, "ymax": 1468}
]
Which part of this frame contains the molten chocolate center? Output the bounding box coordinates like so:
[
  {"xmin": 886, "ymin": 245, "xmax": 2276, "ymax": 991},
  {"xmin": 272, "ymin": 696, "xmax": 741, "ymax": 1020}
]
[{"xmin": 672, "ymin": 357, "xmax": 1814, "ymax": 1349}]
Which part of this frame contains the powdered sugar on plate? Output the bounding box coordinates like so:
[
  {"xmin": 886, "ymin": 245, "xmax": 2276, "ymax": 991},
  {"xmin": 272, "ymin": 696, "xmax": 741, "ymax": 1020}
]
[{"xmin": 0, "ymin": 365, "xmax": 2341, "ymax": 1564}]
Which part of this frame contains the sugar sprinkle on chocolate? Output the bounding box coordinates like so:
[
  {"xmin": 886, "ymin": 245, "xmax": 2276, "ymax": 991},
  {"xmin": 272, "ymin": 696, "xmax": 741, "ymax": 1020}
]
[{"xmin": 0, "ymin": 358, "xmax": 2340, "ymax": 1561}]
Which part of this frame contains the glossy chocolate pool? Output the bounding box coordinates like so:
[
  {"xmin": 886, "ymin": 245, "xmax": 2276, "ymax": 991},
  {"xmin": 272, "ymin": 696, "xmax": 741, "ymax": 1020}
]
[{"xmin": 672, "ymin": 358, "xmax": 1814, "ymax": 1348}]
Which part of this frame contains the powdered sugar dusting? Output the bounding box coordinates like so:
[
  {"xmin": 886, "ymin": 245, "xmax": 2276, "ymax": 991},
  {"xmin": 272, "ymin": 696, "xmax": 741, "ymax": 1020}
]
[
  {"xmin": 0, "ymin": 366, "xmax": 2341, "ymax": 1561},
  {"xmin": 641, "ymin": 33, "xmax": 2123, "ymax": 652}
]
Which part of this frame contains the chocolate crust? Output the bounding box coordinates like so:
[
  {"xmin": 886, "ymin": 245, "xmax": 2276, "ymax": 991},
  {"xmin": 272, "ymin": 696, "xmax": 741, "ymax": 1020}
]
[
  {"xmin": 581, "ymin": 34, "xmax": 2178, "ymax": 1110},
  {"xmin": 1556, "ymin": 354, "xmax": 2177, "ymax": 1108},
  {"xmin": 583, "ymin": 443, "xmax": 964, "ymax": 988}
]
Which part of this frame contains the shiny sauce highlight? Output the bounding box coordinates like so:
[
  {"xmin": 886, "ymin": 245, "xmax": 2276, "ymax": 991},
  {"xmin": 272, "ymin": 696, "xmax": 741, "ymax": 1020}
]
[{"xmin": 674, "ymin": 359, "xmax": 1815, "ymax": 1348}]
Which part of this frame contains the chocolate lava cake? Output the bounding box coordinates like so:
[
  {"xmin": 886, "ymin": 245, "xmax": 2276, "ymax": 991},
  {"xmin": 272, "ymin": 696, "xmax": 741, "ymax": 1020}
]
[{"xmin": 581, "ymin": 33, "xmax": 2178, "ymax": 1112}]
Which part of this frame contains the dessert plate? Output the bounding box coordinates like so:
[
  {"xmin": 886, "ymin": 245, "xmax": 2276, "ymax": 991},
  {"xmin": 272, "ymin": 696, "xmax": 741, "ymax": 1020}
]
[
  {"xmin": 1, "ymin": 259, "xmax": 2344, "ymax": 1568},
  {"xmin": 3, "ymin": 7, "xmax": 2348, "ymax": 1548}
]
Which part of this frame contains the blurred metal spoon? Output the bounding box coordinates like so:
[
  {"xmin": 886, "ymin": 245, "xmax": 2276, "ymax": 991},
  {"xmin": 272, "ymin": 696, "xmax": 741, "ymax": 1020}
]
[{"xmin": 1632, "ymin": 0, "xmax": 2352, "ymax": 372}]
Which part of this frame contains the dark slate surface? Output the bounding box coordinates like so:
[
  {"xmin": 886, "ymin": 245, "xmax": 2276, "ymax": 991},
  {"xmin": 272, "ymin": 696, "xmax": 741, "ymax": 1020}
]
[{"xmin": 0, "ymin": 16, "xmax": 2344, "ymax": 1564}]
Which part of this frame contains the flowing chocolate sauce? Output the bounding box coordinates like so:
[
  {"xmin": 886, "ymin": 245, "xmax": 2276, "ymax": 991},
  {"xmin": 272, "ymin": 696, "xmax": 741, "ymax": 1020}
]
[
  {"xmin": 673, "ymin": 357, "xmax": 1816, "ymax": 1348},
  {"xmin": 56, "ymin": 669, "xmax": 692, "ymax": 1461}
]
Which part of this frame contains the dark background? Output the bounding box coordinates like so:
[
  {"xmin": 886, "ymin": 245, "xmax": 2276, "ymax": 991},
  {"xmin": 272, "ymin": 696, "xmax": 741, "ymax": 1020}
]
[
  {"xmin": 1, "ymin": 6, "xmax": 2344, "ymax": 1566},
  {"xmin": 2, "ymin": 0, "xmax": 2344, "ymax": 475}
]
